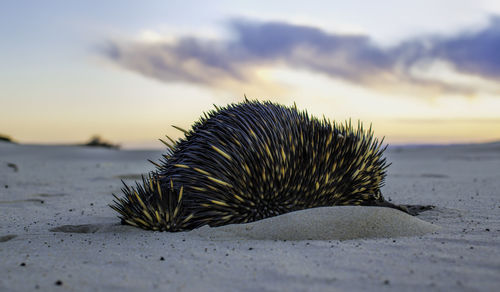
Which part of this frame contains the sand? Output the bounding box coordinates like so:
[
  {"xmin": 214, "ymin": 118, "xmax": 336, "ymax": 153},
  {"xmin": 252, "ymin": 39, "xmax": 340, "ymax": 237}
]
[
  {"xmin": 192, "ymin": 207, "xmax": 438, "ymax": 241},
  {"xmin": 0, "ymin": 141, "xmax": 499, "ymax": 291}
]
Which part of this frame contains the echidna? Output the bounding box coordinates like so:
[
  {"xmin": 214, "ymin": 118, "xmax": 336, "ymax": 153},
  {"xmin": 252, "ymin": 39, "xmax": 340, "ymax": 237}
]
[{"xmin": 110, "ymin": 99, "xmax": 431, "ymax": 231}]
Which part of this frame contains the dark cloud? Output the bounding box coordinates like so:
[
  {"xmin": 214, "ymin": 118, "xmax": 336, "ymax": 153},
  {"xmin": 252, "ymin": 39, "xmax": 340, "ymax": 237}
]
[
  {"xmin": 101, "ymin": 17, "xmax": 500, "ymax": 95},
  {"xmin": 229, "ymin": 21, "xmax": 394, "ymax": 82},
  {"xmin": 432, "ymin": 17, "xmax": 500, "ymax": 77}
]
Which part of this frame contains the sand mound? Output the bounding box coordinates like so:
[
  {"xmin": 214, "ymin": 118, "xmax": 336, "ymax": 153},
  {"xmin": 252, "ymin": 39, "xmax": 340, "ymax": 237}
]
[{"xmin": 192, "ymin": 206, "xmax": 439, "ymax": 240}]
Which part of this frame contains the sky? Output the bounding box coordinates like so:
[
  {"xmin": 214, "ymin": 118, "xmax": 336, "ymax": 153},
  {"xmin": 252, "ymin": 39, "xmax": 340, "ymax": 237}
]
[{"xmin": 1, "ymin": 0, "xmax": 500, "ymax": 148}]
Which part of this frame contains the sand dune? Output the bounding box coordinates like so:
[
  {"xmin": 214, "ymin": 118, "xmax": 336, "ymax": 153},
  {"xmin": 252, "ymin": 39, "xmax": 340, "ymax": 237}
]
[{"xmin": 193, "ymin": 206, "xmax": 439, "ymax": 241}]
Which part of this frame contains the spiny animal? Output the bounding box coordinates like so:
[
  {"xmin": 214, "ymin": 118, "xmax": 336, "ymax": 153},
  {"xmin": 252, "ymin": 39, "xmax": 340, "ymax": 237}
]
[{"xmin": 110, "ymin": 99, "xmax": 431, "ymax": 231}]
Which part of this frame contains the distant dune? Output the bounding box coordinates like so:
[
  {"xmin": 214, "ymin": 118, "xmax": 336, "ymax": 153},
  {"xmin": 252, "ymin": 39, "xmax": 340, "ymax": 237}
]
[
  {"xmin": 0, "ymin": 134, "xmax": 15, "ymax": 143},
  {"xmin": 78, "ymin": 135, "xmax": 120, "ymax": 149}
]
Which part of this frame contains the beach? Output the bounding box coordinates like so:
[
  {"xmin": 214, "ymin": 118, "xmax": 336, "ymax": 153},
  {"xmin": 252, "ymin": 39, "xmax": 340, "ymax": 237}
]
[{"xmin": 1, "ymin": 141, "xmax": 499, "ymax": 291}]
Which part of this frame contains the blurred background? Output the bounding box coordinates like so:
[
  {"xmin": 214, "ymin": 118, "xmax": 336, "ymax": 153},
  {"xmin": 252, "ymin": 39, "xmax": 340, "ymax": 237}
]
[{"xmin": 1, "ymin": 0, "xmax": 499, "ymax": 149}]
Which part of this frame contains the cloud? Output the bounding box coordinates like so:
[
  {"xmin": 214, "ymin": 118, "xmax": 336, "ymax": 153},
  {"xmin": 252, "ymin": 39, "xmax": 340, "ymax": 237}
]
[
  {"xmin": 100, "ymin": 17, "xmax": 500, "ymax": 96},
  {"xmin": 432, "ymin": 17, "xmax": 500, "ymax": 77}
]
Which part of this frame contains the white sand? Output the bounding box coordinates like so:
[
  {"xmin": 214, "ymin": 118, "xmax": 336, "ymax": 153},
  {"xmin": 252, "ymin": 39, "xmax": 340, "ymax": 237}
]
[
  {"xmin": 1, "ymin": 141, "xmax": 499, "ymax": 291},
  {"xmin": 193, "ymin": 207, "xmax": 438, "ymax": 241}
]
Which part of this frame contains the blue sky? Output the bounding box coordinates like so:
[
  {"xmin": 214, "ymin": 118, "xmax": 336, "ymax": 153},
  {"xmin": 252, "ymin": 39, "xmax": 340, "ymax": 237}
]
[{"xmin": 1, "ymin": 1, "xmax": 500, "ymax": 148}]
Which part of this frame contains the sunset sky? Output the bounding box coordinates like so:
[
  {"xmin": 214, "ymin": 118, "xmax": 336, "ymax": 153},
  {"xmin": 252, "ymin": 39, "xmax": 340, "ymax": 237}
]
[{"xmin": 1, "ymin": 0, "xmax": 500, "ymax": 148}]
